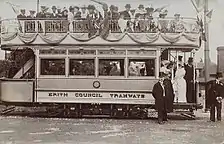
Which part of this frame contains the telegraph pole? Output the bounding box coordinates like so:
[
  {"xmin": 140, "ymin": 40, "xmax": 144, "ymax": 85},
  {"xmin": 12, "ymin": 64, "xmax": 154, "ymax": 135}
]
[{"xmin": 204, "ymin": 0, "xmax": 210, "ymax": 111}]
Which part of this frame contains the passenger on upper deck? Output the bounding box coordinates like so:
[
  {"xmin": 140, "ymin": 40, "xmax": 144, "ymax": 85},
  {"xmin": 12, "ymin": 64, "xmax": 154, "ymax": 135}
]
[
  {"xmin": 74, "ymin": 6, "xmax": 81, "ymax": 20},
  {"xmin": 158, "ymin": 10, "xmax": 169, "ymax": 33},
  {"xmin": 57, "ymin": 6, "xmax": 63, "ymax": 18},
  {"xmin": 108, "ymin": 5, "xmax": 119, "ymax": 20},
  {"xmin": 36, "ymin": 6, "xmax": 49, "ymax": 18},
  {"xmin": 50, "ymin": 6, "xmax": 58, "ymax": 19},
  {"xmin": 169, "ymin": 13, "xmax": 185, "ymax": 33},
  {"xmin": 61, "ymin": 7, "xmax": 68, "ymax": 19},
  {"xmin": 27, "ymin": 10, "xmax": 36, "ymax": 19},
  {"xmin": 80, "ymin": 5, "xmax": 88, "ymax": 20},
  {"xmin": 17, "ymin": 9, "xmax": 26, "ymax": 19},
  {"xmin": 135, "ymin": 4, "xmax": 146, "ymax": 18},
  {"xmin": 120, "ymin": 4, "xmax": 131, "ymax": 20}
]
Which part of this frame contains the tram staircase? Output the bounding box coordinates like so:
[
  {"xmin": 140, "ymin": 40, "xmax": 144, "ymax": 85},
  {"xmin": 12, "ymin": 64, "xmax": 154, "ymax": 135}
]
[{"xmin": 8, "ymin": 48, "xmax": 35, "ymax": 79}]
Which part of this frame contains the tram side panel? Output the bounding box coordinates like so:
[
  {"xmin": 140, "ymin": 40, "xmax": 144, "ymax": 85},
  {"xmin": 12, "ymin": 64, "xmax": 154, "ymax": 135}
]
[
  {"xmin": 0, "ymin": 80, "xmax": 34, "ymax": 103},
  {"xmin": 35, "ymin": 78, "xmax": 157, "ymax": 105}
]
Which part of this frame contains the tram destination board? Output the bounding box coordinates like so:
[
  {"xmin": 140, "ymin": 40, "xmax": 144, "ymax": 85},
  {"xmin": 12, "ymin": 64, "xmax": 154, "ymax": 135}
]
[{"xmin": 36, "ymin": 91, "xmax": 154, "ymax": 104}]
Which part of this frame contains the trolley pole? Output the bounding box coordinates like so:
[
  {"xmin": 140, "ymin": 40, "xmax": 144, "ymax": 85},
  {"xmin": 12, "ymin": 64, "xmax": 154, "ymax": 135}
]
[
  {"xmin": 204, "ymin": 0, "xmax": 210, "ymax": 111},
  {"xmin": 37, "ymin": 0, "xmax": 40, "ymax": 14}
]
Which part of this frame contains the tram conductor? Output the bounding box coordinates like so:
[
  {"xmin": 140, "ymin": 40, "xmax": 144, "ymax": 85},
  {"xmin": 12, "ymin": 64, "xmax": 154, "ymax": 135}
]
[{"xmin": 207, "ymin": 72, "xmax": 224, "ymax": 122}]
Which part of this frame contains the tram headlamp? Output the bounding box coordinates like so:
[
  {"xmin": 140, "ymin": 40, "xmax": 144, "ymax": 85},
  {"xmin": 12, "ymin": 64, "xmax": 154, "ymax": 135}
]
[{"xmin": 93, "ymin": 81, "xmax": 101, "ymax": 89}]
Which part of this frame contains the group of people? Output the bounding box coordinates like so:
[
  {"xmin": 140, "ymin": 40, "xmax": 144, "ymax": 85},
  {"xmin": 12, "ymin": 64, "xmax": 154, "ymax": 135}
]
[
  {"xmin": 17, "ymin": 3, "xmax": 188, "ymax": 34},
  {"xmin": 153, "ymin": 57, "xmax": 224, "ymax": 124}
]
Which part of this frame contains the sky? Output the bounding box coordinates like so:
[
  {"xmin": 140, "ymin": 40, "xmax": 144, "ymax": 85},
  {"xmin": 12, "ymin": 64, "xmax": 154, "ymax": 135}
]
[{"xmin": 0, "ymin": 0, "xmax": 224, "ymax": 63}]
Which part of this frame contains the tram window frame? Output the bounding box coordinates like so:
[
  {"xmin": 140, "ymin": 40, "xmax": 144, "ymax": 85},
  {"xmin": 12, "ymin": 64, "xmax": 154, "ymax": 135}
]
[
  {"xmin": 127, "ymin": 58, "xmax": 156, "ymax": 78},
  {"xmin": 69, "ymin": 58, "xmax": 95, "ymax": 77},
  {"xmin": 98, "ymin": 58, "xmax": 125, "ymax": 78},
  {"xmin": 40, "ymin": 58, "xmax": 66, "ymax": 77}
]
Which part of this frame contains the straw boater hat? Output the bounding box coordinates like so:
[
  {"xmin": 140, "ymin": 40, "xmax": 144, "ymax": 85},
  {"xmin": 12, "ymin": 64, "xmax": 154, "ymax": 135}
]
[
  {"xmin": 57, "ymin": 6, "xmax": 61, "ymax": 10},
  {"xmin": 62, "ymin": 7, "xmax": 68, "ymax": 13}
]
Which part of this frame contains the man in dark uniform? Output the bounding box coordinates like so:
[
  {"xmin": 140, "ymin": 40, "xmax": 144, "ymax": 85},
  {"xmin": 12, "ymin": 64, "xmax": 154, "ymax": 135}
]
[
  {"xmin": 184, "ymin": 57, "xmax": 195, "ymax": 103},
  {"xmin": 152, "ymin": 72, "xmax": 173, "ymax": 124},
  {"xmin": 17, "ymin": 9, "xmax": 27, "ymax": 19},
  {"xmin": 120, "ymin": 4, "xmax": 131, "ymax": 20},
  {"xmin": 207, "ymin": 72, "xmax": 224, "ymax": 122}
]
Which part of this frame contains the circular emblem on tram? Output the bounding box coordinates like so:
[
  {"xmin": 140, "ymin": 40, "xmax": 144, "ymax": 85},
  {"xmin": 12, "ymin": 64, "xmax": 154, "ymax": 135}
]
[{"xmin": 93, "ymin": 81, "xmax": 101, "ymax": 89}]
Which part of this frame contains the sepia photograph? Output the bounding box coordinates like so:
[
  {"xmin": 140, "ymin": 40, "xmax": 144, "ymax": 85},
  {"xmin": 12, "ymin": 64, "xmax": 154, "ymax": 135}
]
[{"xmin": 0, "ymin": 0, "xmax": 224, "ymax": 143}]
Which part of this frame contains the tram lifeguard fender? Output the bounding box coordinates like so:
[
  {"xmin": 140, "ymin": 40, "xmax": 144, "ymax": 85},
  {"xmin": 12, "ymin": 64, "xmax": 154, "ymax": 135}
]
[{"xmin": 0, "ymin": 79, "xmax": 34, "ymax": 103}]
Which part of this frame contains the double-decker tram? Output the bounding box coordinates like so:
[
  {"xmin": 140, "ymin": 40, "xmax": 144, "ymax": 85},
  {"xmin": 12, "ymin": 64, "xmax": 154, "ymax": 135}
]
[{"xmin": 0, "ymin": 5, "xmax": 203, "ymax": 118}]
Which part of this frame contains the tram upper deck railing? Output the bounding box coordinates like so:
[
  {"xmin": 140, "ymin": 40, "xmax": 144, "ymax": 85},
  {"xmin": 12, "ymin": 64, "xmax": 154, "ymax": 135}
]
[{"xmin": 0, "ymin": 17, "xmax": 200, "ymax": 34}]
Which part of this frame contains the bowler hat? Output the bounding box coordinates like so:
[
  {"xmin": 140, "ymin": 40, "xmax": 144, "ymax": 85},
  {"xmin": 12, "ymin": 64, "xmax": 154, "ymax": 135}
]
[
  {"xmin": 20, "ymin": 9, "xmax": 25, "ymax": 12},
  {"xmin": 87, "ymin": 5, "xmax": 95, "ymax": 10},
  {"xmin": 52, "ymin": 6, "xmax": 57, "ymax": 9},
  {"xmin": 110, "ymin": 5, "xmax": 116, "ymax": 10},
  {"xmin": 178, "ymin": 55, "xmax": 183, "ymax": 61},
  {"xmin": 188, "ymin": 57, "xmax": 193, "ymax": 62},
  {"xmin": 216, "ymin": 72, "xmax": 223, "ymax": 78},
  {"xmin": 138, "ymin": 4, "xmax": 144, "ymax": 9},
  {"xmin": 125, "ymin": 4, "xmax": 131, "ymax": 8},
  {"xmin": 174, "ymin": 13, "xmax": 180, "ymax": 16}
]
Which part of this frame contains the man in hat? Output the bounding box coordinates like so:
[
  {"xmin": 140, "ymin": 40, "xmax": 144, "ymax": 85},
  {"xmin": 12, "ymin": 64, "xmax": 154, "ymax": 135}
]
[
  {"xmin": 27, "ymin": 10, "xmax": 36, "ymax": 19},
  {"xmin": 80, "ymin": 5, "xmax": 88, "ymax": 19},
  {"xmin": 158, "ymin": 10, "xmax": 168, "ymax": 33},
  {"xmin": 207, "ymin": 72, "xmax": 224, "ymax": 122},
  {"xmin": 57, "ymin": 6, "xmax": 62, "ymax": 18},
  {"xmin": 120, "ymin": 4, "xmax": 131, "ymax": 20},
  {"xmin": 135, "ymin": 4, "xmax": 146, "ymax": 17},
  {"xmin": 50, "ymin": 6, "xmax": 57, "ymax": 18},
  {"xmin": 17, "ymin": 9, "xmax": 27, "ymax": 19},
  {"xmin": 152, "ymin": 72, "xmax": 174, "ymax": 124},
  {"xmin": 74, "ymin": 6, "xmax": 81, "ymax": 20},
  {"xmin": 169, "ymin": 13, "xmax": 184, "ymax": 33},
  {"xmin": 184, "ymin": 57, "xmax": 196, "ymax": 103},
  {"xmin": 36, "ymin": 6, "xmax": 48, "ymax": 18}
]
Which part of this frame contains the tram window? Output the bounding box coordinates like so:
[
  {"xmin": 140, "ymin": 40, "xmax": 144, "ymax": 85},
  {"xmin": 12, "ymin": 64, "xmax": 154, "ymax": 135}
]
[
  {"xmin": 69, "ymin": 59, "xmax": 95, "ymax": 76},
  {"xmin": 128, "ymin": 59, "xmax": 155, "ymax": 77},
  {"xmin": 40, "ymin": 59, "xmax": 65, "ymax": 75},
  {"xmin": 99, "ymin": 59, "xmax": 124, "ymax": 76}
]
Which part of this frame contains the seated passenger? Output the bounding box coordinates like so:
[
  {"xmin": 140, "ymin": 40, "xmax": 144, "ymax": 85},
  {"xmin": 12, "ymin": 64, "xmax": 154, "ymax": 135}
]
[
  {"xmin": 118, "ymin": 13, "xmax": 128, "ymax": 32},
  {"xmin": 119, "ymin": 4, "xmax": 131, "ymax": 20},
  {"xmin": 109, "ymin": 63, "xmax": 120, "ymax": 76},
  {"xmin": 62, "ymin": 8, "xmax": 68, "ymax": 19},
  {"xmin": 135, "ymin": 4, "xmax": 146, "ymax": 18},
  {"xmin": 27, "ymin": 10, "xmax": 36, "ymax": 19},
  {"xmin": 36, "ymin": 6, "xmax": 49, "ymax": 19},
  {"xmin": 129, "ymin": 62, "xmax": 139, "ymax": 76},
  {"xmin": 74, "ymin": 6, "xmax": 81, "ymax": 20},
  {"xmin": 17, "ymin": 9, "xmax": 27, "ymax": 19},
  {"xmin": 57, "ymin": 6, "xmax": 63, "ymax": 18},
  {"xmin": 80, "ymin": 5, "xmax": 88, "ymax": 20},
  {"xmin": 169, "ymin": 13, "xmax": 185, "ymax": 33},
  {"xmin": 158, "ymin": 10, "xmax": 169, "ymax": 33}
]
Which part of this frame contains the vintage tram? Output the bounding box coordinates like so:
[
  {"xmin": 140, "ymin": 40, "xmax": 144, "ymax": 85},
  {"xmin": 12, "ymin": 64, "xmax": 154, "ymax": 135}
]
[{"xmin": 0, "ymin": 9, "xmax": 203, "ymax": 118}]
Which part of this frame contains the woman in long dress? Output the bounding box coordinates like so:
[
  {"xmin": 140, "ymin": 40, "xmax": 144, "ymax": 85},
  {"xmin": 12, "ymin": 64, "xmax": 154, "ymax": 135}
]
[{"xmin": 174, "ymin": 63, "xmax": 187, "ymax": 103}]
